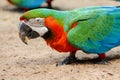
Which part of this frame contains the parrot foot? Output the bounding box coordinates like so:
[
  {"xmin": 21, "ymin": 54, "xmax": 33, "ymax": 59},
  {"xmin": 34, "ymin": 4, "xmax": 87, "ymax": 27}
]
[
  {"xmin": 56, "ymin": 56, "xmax": 79, "ymax": 66},
  {"xmin": 93, "ymin": 58, "xmax": 110, "ymax": 64},
  {"xmin": 94, "ymin": 53, "xmax": 110, "ymax": 64}
]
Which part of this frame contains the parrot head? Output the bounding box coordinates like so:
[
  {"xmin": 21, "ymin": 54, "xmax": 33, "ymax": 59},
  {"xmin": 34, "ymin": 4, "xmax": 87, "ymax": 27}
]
[
  {"xmin": 18, "ymin": 8, "xmax": 61, "ymax": 44},
  {"xmin": 19, "ymin": 18, "xmax": 50, "ymax": 44}
]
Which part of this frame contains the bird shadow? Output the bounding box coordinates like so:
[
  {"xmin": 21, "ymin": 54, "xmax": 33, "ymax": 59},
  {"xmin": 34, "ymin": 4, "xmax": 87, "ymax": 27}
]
[
  {"xmin": 2, "ymin": 6, "xmax": 25, "ymax": 13},
  {"xmin": 115, "ymin": 0, "xmax": 120, "ymax": 1},
  {"xmin": 74, "ymin": 54, "xmax": 120, "ymax": 64},
  {"xmin": 13, "ymin": 53, "xmax": 120, "ymax": 67},
  {"xmin": 37, "ymin": 6, "xmax": 63, "ymax": 11}
]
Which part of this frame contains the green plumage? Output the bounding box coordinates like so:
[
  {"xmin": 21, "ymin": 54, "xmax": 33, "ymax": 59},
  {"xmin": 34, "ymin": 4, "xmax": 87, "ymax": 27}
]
[
  {"xmin": 67, "ymin": 6, "xmax": 120, "ymax": 53},
  {"xmin": 21, "ymin": 6, "xmax": 120, "ymax": 54},
  {"xmin": 21, "ymin": 9, "xmax": 67, "ymax": 25}
]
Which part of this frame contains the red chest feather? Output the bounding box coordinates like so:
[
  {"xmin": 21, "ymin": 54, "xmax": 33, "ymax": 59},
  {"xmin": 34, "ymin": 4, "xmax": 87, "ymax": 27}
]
[{"xmin": 44, "ymin": 16, "xmax": 78, "ymax": 52}]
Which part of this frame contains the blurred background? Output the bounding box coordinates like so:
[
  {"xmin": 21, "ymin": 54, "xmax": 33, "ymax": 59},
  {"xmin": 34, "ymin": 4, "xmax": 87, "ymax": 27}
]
[{"xmin": 0, "ymin": 0, "xmax": 120, "ymax": 80}]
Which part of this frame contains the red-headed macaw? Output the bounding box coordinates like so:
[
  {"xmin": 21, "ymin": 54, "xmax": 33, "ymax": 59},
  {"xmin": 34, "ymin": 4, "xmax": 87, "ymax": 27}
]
[{"xmin": 18, "ymin": 6, "xmax": 120, "ymax": 66}]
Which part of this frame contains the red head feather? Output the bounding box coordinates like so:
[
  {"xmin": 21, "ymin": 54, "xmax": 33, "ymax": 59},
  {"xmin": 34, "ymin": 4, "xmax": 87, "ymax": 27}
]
[
  {"xmin": 20, "ymin": 17, "xmax": 25, "ymax": 21},
  {"xmin": 7, "ymin": 0, "xmax": 13, "ymax": 4}
]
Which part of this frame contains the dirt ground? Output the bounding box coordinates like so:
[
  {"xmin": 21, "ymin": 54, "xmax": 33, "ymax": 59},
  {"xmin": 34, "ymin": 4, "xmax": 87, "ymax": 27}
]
[{"xmin": 0, "ymin": 0, "xmax": 120, "ymax": 80}]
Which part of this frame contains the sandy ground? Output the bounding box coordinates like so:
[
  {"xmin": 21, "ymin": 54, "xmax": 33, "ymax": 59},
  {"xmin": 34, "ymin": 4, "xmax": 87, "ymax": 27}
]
[{"xmin": 0, "ymin": 0, "xmax": 120, "ymax": 80}]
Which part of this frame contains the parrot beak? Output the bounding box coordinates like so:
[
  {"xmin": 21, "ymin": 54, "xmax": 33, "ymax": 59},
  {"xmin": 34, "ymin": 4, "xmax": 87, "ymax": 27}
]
[
  {"xmin": 19, "ymin": 32, "xmax": 29, "ymax": 45},
  {"xmin": 19, "ymin": 21, "xmax": 40, "ymax": 45},
  {"xmin": 19, "ymin": 21, "xmax": 31, "ymax": 45}
]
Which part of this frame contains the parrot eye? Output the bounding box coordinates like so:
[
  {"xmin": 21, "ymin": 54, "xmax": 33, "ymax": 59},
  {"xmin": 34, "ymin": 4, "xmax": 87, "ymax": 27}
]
[
  {"xmin": 36, "ymin": 19, "xmax": 40, "ymax": 22},
  {"xmin": 35, "ymin": 18, "xmax": 44, "ymax": 23},
  {"xmin": 28, "ymin": 18, "xmax": 45, "ymax": 27}
]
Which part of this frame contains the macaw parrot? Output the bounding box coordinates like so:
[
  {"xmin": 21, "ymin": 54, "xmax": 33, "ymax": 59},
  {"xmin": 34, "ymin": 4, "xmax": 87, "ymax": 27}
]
[
  {"xmin": 7, "ymin": 0, "xmax": 53, "ymax": 10},
  {"xmin": 18, "ymin": 6, "xmax": 120, "ymax": 66}
]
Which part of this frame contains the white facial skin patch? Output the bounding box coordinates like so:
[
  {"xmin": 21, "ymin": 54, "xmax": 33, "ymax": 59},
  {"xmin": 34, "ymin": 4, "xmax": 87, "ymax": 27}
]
[
  {"xmin": 27, "ymin": 18, "xmax": 48, "ymax": 36},
  {"xmin": 31, "ymin": 27, "xmax": 48, "ymax": 36},
  {"xmin": 28, "ymin": 18, "xmax": 45, "ymax": 27}
]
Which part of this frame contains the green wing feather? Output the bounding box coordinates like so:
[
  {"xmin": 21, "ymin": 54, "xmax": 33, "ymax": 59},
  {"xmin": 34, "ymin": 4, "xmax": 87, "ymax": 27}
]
[
  {"xmin": 20, "ymin": 6, "xmax": 120, "ymax": 53},
  {"xmin": 66, "ymin": 6, "xmax": 119, "ymax": 53}
]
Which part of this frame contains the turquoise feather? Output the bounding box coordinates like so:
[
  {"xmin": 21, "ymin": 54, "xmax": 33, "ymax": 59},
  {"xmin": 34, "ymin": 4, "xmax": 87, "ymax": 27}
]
[
  {"xmin": 21, "ymin": 6, "xmax": 120, "ymax": 54},
  {"xmin": 7, "ymin": 0, "xmax": 46, "ymax": 9},
  {"xmin": 67, "ymin": 6, "xmax": 120, "ymax": 54}
]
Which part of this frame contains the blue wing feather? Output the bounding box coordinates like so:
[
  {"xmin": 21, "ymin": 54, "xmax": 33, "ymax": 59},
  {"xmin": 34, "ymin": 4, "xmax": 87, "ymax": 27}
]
[
  {"xmin": 89, "ymin": 7, "xmax": 120, "ymax": 53},
  {"xmin": 22, "ymin": 0, "xmax": 46, "ymax": 8},
  {"xmin": 67, "ymin": 6, "xmax": 120, "ymax": 54}
]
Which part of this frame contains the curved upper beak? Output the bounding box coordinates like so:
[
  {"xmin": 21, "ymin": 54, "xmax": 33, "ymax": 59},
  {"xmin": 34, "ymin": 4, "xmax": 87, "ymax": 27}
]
[
  {"xmin": 19, "ymin": 21, "xmax": 40, "ymax": 45},
  {"xmin": 19, "ymin": 21, "xmax": 32, "ymax": 45}
]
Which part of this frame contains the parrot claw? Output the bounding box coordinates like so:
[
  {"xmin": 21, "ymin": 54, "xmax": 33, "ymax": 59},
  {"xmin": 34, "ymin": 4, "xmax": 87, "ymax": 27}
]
[
  {"xmin": 56, "ymin": 56, "xmax": 79, "ymax": 66},
  {"xmin": 93, "ymin": 58, "xmax": 110, "ymax": 64}
]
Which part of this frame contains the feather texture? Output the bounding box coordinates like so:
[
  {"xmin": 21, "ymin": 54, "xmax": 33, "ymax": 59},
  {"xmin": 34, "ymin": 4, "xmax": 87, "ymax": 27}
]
[
  {"xmin": 67, "ymin": 6, "xmax": 120, "ymax": 53},
  {"xmin": 20, "ymin": 6, "xmax": 120, "ymax": 54},
  {"xmin": 8, "ymin": 0, "xmax": 46, "ymax": 8}
]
